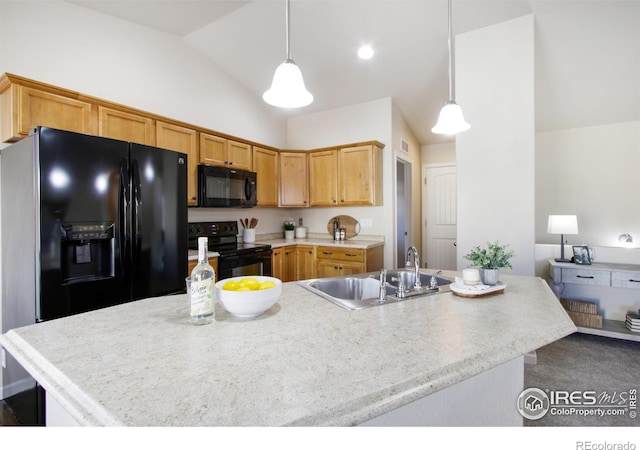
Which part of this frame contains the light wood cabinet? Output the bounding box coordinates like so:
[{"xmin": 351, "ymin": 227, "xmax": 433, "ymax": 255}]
[
  {"xmin": 316, "ymin": 245, "xmax": 384, "ymax": 278},
  {"xmin": 271, "ymin": 247, "xmax": 283, "ymax": 280},
  {"xmin": 338, "ymin": 144, "xmax": 383, "ymax": 206},
  {"xmin": 253, "ymin": 146, "xmax": 279, "ymax": 207},
  {"xmin": 187, "ymin": 257, "xmax": 218, "ymax": 282},
  {"xmin": 156, "ymin": 121, "xmax": 198, "ymax": 206},
  {"xmin": 279, "ymin": 152, "xmax": 308, "ymax": 207},
  {"xmin": 309, "ymin": 150, "xmax": 338, "ymax": 206},
  {"xmin": 199, "ymin": 133, "xmax": 252, "ymax": 171},
  {"xmin": 98, "ymin": 106, "xmax": 154, "ymax": 145},
  {"xmin": 308, "ymin": 143, "xmax": 384, "ymax": 207},
  {"xmin": 296, "ymin": 245, "xmax": 316, "ymax": 280},
  {"xmin": 272, "ymin": 246, "xmax": 297, "ymax": 282},
  {"xmin": 0, "ymin": 79, "xmax": 93, "ymax": 142}
]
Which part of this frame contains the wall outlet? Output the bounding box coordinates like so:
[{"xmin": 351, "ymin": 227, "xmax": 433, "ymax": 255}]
[
  {"xmin": 2, "ymin": 348, "xmax": 6, "ymax": 369},
  {"xmin": 360, "ymin": 218, "xmax": 373, "ymax": 227}
]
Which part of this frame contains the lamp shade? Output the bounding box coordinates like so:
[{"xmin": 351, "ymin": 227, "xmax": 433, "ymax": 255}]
[
  {"xmin": 263, "ymin": 59, "xmax": 313, "ymax": 108},
  {"xmin": 431, "ymin": 101, "xmax": 470, "ymax": 135},
  {"xmin": 547, "ymin": 215, "xmax": 578, "ymax": 235}
]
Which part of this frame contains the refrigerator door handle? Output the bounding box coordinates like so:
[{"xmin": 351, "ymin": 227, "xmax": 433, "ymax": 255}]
[
  {"xmin": 132, "ymin": 159, "xmax": 142, "ymax": 279},
  {"xmin": 119, "ymin": 158, "xmax": 129, "ymax": 275}
]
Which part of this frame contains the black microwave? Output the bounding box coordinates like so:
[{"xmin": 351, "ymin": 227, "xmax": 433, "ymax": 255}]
[{"xmin": 197, "ymin": 165, "xmax": 257, "ymax": 208}]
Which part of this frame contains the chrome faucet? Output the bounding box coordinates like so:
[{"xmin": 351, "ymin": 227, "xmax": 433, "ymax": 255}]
[
  {"xmin": 429, "ymin": 270, "xmax": 443, "ymax": 290},
  {"xmin": 406, "ymin": 246, "xmax": 421, "ymax": 289},
  {"xmin": 378, "ymin": 268, "xmax": 388, "ymax": 303}
]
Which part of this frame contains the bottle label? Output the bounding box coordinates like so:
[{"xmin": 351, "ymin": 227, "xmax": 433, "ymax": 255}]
[{"xmin": 190, "ymin": 278, "xmax": 214, "ymax": 316}]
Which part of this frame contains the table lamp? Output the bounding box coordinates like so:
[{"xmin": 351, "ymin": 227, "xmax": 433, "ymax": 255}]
[{"xmin": 547, "ymin": 215, "xmax": 579, "ymax": 263}]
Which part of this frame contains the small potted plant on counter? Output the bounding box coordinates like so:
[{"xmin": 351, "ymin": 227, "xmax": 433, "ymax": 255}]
[
  {"xmin": 283, "ymin": 221, "xmax": 295, "ymax": 240},
  {"xmin": 463, "ymin": 241, "xmax": 514, "ymax": 285}
]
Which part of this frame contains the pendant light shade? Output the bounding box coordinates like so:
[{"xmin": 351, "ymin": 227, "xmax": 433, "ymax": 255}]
[
  {"xmin": 431, "ymin": 101, "xmax": 470, "ymax": 135},
  {"xmin": 263, "ymin": 0, "xmax": 313, "ymax": 108},
  {"xmin": 431, "ymin": 0, "xmax": 469, "ymax": 135}
]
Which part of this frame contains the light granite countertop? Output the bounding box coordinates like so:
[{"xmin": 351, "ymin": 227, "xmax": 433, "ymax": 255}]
[
  {"xmin": 258, "ymin": 236, "xmax": 384, "ymax": 249},
  {"xmin": 0, "ymin": 271, "xmax": 575, "ymax": 426}
]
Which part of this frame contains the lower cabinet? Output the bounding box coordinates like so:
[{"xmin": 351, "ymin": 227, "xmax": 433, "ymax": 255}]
[
  {"xmin": 272, "ymin": 244, "xmax": 383, "ymax": 282},
  {"xmin": 187, "ymin": 257, "xmax": 218, "ymax": 282}
]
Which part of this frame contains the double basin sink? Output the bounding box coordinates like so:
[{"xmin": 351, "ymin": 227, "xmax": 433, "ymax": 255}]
[{"xmin": 297, "ymin": 269, "xmax": 452, "ymax": 311}]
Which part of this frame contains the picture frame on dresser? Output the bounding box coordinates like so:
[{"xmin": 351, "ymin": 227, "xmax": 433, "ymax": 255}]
[{"xmin": 572, "ymin": 245, "xmax": 591, "ymax": 265}]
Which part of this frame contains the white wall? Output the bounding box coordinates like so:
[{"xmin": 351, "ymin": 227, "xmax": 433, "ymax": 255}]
[
  {"xmin": 0, "ymin": 1, "xmax": 286, "ymax": 148},
  {"xmin": 536, "ymin": 121, "xmax": 640, "ymax": 248},
  {"xmin": 456, "ymin": 15, "xmax": 536, "ymax": 276},
  {"xmin": 421, "ymin": 142, "xmax": 455, "ymax": 166},
  {"xmin": 287, "ymin": 98, "xmax": 394, "ymax": 267}
]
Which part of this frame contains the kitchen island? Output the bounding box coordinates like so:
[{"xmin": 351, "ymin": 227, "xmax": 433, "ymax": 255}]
[{"xmin": 0, "ymin": 271, "xmax": 575, "ymax": 426}]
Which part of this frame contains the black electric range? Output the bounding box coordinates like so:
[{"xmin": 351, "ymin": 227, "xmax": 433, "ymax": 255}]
[{"xmin": 188, "ymin": 221, "xmax": 272, "ymax": 279}]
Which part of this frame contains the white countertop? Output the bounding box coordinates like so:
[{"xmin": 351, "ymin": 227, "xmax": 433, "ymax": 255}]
[
  {"xmin": 0, "ymin": 271, "xmax": 575, "ymax": 426},
  {"xmin": 259, "ymin": 237, "xmax": 384, "ymax": 249}
]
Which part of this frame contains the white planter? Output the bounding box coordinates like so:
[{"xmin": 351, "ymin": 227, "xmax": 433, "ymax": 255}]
[
  {"xmin": 480, "ymin": 268, "xmax": 500, "ymax": 286},
  {"xmin": 284, "ymin": 230, "xmax": 295, "ymax": 240}
]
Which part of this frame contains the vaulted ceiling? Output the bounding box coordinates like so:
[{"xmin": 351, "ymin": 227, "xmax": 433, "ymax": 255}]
[{"xmin": 69, "ymin": 1, "xmax": 640, "ymax": 145}]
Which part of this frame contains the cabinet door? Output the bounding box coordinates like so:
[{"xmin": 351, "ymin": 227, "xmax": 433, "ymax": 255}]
[
  {"xmin": 309, "ymin": 150, "xmax": 338, "ymax": 206},
  {"xmin": 4, "ymin": 85, "xmax": 93, "ymax": 141},
  {"xmin": 98, "ymin": 106, "xmax": 154, "ymax": 145},
  {"xmin": 279, "ymin": 152, "xmax": 308, "ymax": 207},
  {"xmin": 296, "ymin": 245, "xmax": 316, "ymax": 280},
  {"xmin": 272, "ymin": 248, "xmax": 283, "ymax": 280},
  {"xmin": 317, "ymin": 260, "xmax": 342, "ymax": 278},
  {"xmin": 156, "ymin": 121, "xmax": 198, "ymax": 205},
  {"xmin": 339, "ymin": 262, "xmax": 366, "ymax": 276},
  {"xmin": 283, "ymin": 247, "xmax": 297, "ymax": 282},
  {"xmin": 199, "ymin": 133, "xmax": 228, "ymax": 166},
  {"xmin": 228, "ymin": 140, "xmax": 252, "ymax": 170},
  {"xmin": 339, "ymin": 144, "xmax": 382, "ymax": 206},
  {"xmin": 253, "ymin": 146, "xmax": 279, "ymax": 207}
]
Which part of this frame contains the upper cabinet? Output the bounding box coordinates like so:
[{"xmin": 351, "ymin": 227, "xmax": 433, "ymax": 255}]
[
  {"xmin": 0, "ymin": 75, "xmax": 93, "ymax": 142},
  {"xmin": 279, "ymin": 152, "xmax": 308, "ymax": 207},
  {"xmin": 338, "ymin": 143, "xmax": 383, "ymax": 206},
  {"xmin": 200, "ymin": 132, "xmax": 252, "ymax": 171},
  {"xmin": 253, "ymin": 146, "xmax": 279, "ymax": 207},
  {"xmin": 309, "ymin": 150, "xmax": 339, "ymax": 206},
  {"xmin": 156, "ymin": 121, "xmax": 198, "ymax": 206},
  {"xmin": 309, "ymin": 142, "xmax": 384, "ymax": 207},
  {"xmin": 98, "ymin": 106, "xmax": 154, "ymax": 145}
]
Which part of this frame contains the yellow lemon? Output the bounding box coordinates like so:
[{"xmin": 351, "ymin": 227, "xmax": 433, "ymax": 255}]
[
  {"xmin": 235, "ymin": 286, "xmax": 252, "ymax": 291},
  {"xmin": 238, "ymin": 277, "xmax": 260, "ymax": 290},
  {"xmin": 258, "ymin": 281, "xmax": 277, "ymax": 290},
  {"xmin": 222, "ymin": 280, "xmax": 240, "ymax": 291}
]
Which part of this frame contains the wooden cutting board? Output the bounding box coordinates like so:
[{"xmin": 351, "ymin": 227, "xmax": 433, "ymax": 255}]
[{"xmin": 326, "ymin": 215, "xmax": 361, "ymax": 239}]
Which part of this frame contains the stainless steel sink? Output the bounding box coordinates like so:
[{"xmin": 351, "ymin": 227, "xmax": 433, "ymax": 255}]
[{"xmin": 297, "ymin": 269, "xmax": 452, "ymax": 311}]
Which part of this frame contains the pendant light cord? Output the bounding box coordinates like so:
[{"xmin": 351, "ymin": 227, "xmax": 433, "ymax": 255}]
[
  {"xmin": 447, "ymin": 0, "xmax": 454, "ymax": 102},
  {"xmin": 285, "ymin": 0, "xmax": 291, "ymax": 61}
]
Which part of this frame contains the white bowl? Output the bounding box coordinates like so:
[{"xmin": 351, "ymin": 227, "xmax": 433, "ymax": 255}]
[{"xmin": 215, "ymin": 276, "xmax": 282, "ymax": 318}]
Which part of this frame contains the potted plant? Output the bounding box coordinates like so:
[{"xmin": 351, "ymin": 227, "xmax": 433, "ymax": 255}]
[
  {"xmin": 283, "ymin": 222, "xmax": 295, "ymax": 240},
  {"xmin": 463, "ymin": 241, "xmax": 514, "ymax": 285}
]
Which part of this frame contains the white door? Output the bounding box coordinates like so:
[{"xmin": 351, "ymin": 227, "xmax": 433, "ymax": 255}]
[{"xmin": 423, "ymin": 165, "xmax": 457, "ymax": 270}]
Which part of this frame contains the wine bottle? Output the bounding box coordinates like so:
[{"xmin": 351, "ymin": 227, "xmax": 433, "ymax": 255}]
[{"xmin": 190, "ymin": 237, "xmax": 215, "ymax": 324}]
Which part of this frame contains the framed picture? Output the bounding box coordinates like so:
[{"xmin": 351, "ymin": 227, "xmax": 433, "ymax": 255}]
[{"xmin": 572, "ymin": 245, "xmax": 592, "ymax": 265}]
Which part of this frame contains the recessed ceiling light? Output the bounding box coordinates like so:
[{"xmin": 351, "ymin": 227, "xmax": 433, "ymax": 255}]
[{"xmin": 358, "ymin": 45, "xmax": 374, "ymax": 60}]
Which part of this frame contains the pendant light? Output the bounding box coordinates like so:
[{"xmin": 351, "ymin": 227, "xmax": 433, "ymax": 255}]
[
  {"xmin": 263, "ymin": 0, "xmax": 313, "ymax": 108},
  {"xmin": 431, "ymin": 0, "xmax": 470, "ymax": 135}
]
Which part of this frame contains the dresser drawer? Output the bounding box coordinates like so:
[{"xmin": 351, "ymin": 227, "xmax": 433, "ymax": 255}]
[
  {"xmin": 561, "ymin": 268, "xmax": 610, "ymax": 286},
  {"xmin": 611, "ymin": 270, "xmax": 640, "ymax": 289}
]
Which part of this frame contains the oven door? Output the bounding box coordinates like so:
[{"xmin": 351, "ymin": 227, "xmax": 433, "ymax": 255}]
[{"xmin": 218, "ymin": 250, "xmax": 272, "ymax": 279}]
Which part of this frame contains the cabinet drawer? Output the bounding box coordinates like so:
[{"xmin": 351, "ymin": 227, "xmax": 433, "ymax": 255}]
[
  {"xmin": 561, "ymin": 268, "xmax": 610, "ymax": 286},
  {"xmin": 316, "ymin": 247, "xmax": 364, "ymax": 262},
  {"xmin": 611, "ymin": 271, "xmax": 640, "ymax": 289}
]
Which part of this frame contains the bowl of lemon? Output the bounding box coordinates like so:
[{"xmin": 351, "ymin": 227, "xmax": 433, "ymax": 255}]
[{"xmin": 215, "ymin": 276, "xmax": 282, "ymax": 318}]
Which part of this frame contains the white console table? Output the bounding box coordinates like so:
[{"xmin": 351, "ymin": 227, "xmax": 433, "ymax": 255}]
[{"xmin": 548, "ymin": 259, "xmax": 640, "ymax": 342}]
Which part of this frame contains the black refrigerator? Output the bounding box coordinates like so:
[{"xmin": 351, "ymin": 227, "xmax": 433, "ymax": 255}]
[{"xmin": 1, "ymin": 126, "xmax": 188, "ymax": 424}]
